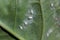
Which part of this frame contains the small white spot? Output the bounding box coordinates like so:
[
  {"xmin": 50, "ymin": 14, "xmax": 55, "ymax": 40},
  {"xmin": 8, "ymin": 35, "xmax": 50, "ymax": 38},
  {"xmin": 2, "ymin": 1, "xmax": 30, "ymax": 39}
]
[
  {"xmin": 24, "ymin": 21, "xmax": 28, "ymax": 25},
  {"xmin": 19, "ymin": 25, "xmax": 23, "ymax": 29},
  {"xmin": 47, "ymin": 33, "xmax": 49, "ymax": 37},
  {"xmin": 50, "ymin": 3, "xmax": 55, "ymax": 10},
  {"xmin": 47, "ymin": 28, "xmax": 53, "ymax": 37},
  {"xmin": 31, "ymin": 9, "xmax": 34, "ymax": 14},
  {"xmin": 28, "ymin": 16, "xmax": 33, "ymax": 19},
  {"xmin": 51, "ymin": 3, "xmax": 54, "ymax": 7}
]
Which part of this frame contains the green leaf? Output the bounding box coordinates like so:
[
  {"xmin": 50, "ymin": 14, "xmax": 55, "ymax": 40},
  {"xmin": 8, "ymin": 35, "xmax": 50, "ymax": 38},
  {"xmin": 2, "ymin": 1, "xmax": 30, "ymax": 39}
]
[
  {"xmin": 40, "ymin": 0, "xmax": 60, "ymax": 40},
  {"xmin": 0, "ymin": 0, "xmax": 43, "ymax": 40},
  {"xmin": 1, "ymin": 0, "xmax": 60, "ymax": 40}
]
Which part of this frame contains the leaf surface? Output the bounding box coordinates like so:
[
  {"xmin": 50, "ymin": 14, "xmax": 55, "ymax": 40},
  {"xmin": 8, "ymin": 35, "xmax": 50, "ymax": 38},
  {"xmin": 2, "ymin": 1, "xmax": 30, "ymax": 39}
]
[
  {"xmin": 40, "ymin": 0, "xmax": 60, "ymax": 40},
  {"xmin": 0, "ymin": 0, "xmax": 43, "ymax": 40}
]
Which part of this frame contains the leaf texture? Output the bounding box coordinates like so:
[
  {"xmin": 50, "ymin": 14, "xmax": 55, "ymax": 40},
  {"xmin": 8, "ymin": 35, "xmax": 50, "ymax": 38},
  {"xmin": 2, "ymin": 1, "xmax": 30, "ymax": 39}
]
[
  {"xmin": 0, "ymin": 0, "xmax": 60, "ymax": 40},
  {"xmin": 40, "ymin": 0, "xmax": 60, "ymax": 40},
  {"xmin": 0, "ymin": 0, "xmax": 43, "ymax": 40}
]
